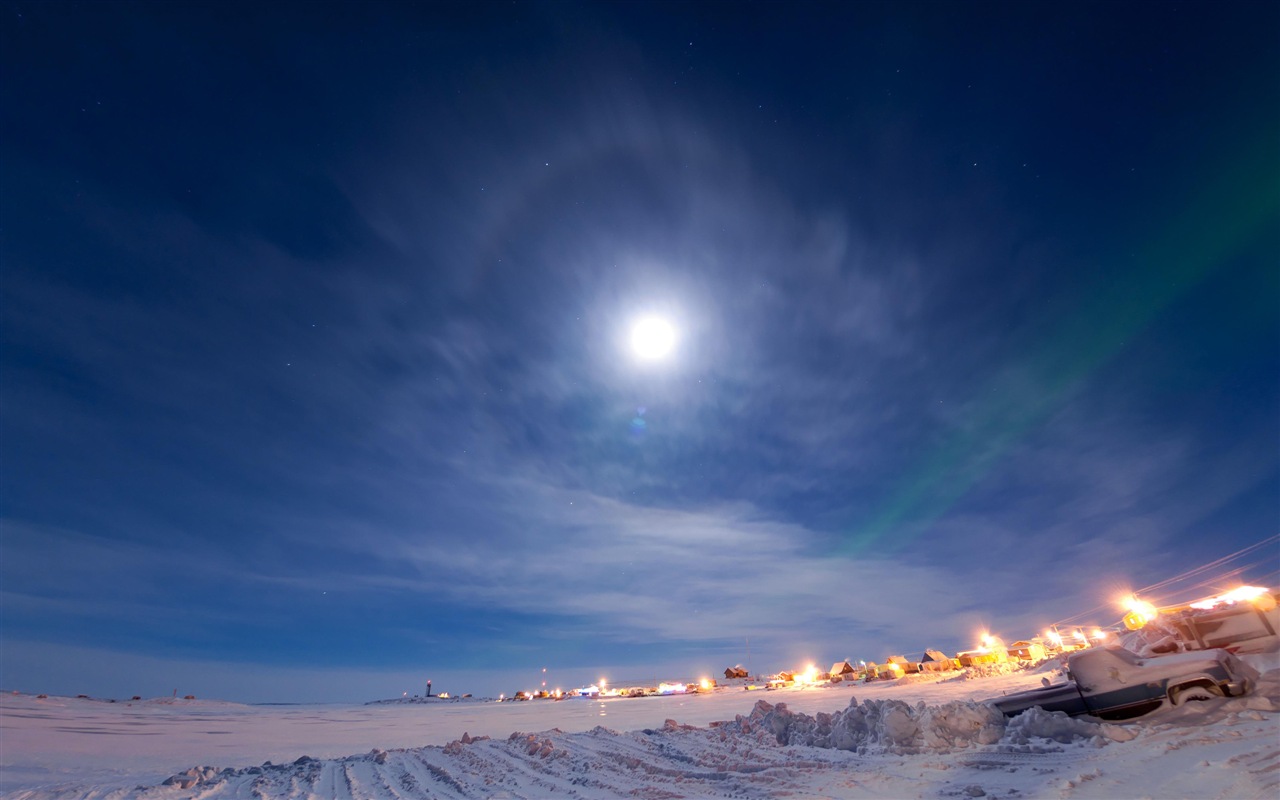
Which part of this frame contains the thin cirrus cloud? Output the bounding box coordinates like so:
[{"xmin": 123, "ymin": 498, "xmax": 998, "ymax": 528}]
[{"xmin": 3, "ymin": 5, "xmax": 1276, "ymax": 702}]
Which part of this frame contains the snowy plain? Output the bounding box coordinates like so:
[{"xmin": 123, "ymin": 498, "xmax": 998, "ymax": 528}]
[{"xmin": 3, "ymin": 653, "xmax": 1277, "ymax": 799}]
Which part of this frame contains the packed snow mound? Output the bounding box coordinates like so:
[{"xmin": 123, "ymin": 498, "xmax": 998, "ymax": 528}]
[
  {"xmin": 945, "ymin": 661, "xmax": 1028, "ymax": 681},
  {"xmin": 1002, "ymin": 705, "xmax": 1136, "ymax": 748},
  {"xmin": 890, "ymin": 671, "xmax": 949, "ymax": 686},
  {"xmin": 736, "ymin": 696, "xmax": 1119, "ymax": 755},
  {"xmin": 138, "ymin": 701, "xmax": 1128, "ymax": 798},
  {"xmin": 130, "ymin": 721, "xmax": 865, "ymax": 800},
  {"xmin": 1236, "ymin": 666, "xmax": 1280, "ymax": 712},
  {"xmin": 1030, "ymin": 655, "xmax": 1066, "ymax": 673},
  {"xmin": 1253, "ymin": 667, "xmax": 1280, "ymax": 697}
]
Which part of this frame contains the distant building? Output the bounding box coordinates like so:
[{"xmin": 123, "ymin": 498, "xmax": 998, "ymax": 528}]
[
  {"xmin": 956, "ymin": 648, "xmax": 1005, "ymax": 667},
  {"xmin": 724, "ymin": 666, "xmax": 749, "ymax": 680},
  {"xmin": 886, "ymin": 654, "xmax": 917, "ymax": 674},
  {"xmin": 1008, "ymin": 641, "xmax": 1047, "ymax": 662},
  {"xmin": 918, "ymin": 649, "xmax": 955, "ymax": 672}
]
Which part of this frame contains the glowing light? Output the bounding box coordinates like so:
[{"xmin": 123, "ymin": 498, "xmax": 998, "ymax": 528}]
[
  {"xmin": 975, "ymin": 632, "xmax": 1004, "ymax": 654},
  {"xmin": 1122, "ymin": 595, "xmax": 1158, "ymax": 615},
  {"xmin": 630, "ymin": 317, "xmax": 677, "ymax": 360},
  {"xmin": 699, "ymin": 678, "xmax": 712, "ymax": 690},
  {"xmin": 1190, "ymin": 586, "xmax": 1270, "ymax": 610},
  {"xmin": 1073, "ymin": 629, "xmax": 1088, "ymax": 643},
  {"xmin": 1091, "ymin": 628, "xmax": 1108, "ymax": 641},
  {"xmin": 1045, "ymin": 630, "xmax": 1064, "ymax": 647},
  {"xmin": 1121, "ymin": 595, "xmax": 1160, "ymax": 629},
  {"xmin": 657, "ymin": 682, "xmax": 687, "ymax": 695}
]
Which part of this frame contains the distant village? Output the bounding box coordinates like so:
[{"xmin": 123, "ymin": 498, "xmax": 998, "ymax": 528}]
[
  {"xmin": 373, "ymin": 582, "xmax": 1276, "ymax": 706},
  {"xmin": 499, "ymin": 626, "xmax": 1098, "ymax": 702},
  {"xmin": 492, "ymin": 584, "xmax": 1276, "ymax": 703}
]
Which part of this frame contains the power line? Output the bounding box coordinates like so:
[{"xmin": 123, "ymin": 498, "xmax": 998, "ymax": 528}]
[
  {"xmin": 1048, "ymin": 534, "xmax": 1278, "ymax": 630},
  {"xmin": 1138, "ymin": 534, "xmax": 1278, "ymax": 596}
]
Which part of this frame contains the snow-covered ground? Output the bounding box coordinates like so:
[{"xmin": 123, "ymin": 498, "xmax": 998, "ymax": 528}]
[{"xmin": 3, "ymin": 654, "xmax": 1277, "ymax": 799}]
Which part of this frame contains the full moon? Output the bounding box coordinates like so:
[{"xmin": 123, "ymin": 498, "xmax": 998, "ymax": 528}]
[{"xmin": 630, "ymin": 316, "xmax": 677, "ymax": 360}]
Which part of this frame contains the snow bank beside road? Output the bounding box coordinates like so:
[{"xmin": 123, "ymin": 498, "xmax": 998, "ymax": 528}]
[
  {"xmin": 742, "ymin": 697, "xmax": 1004, "ymax": 751},
  {"xmin": 6, "ymin": 667, "xmax": 1276, "ymax": 799},
  {"xmin": 18, "ymin": 686, "xmax": 1275, "ymax": 800},
  {"xmin": 738, "ymin": 696, "xmax": 1133, "ymax": 754}
]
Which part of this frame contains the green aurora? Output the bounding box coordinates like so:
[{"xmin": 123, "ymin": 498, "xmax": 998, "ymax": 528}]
[{"xmin": 840, "ymin": 127, "xmax": 1280, "ymax": 556}]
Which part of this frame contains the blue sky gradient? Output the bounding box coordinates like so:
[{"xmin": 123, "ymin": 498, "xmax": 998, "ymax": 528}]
[{"xmin": 2, "ymin": 1, "xmax": 1277, "ymax": 702}]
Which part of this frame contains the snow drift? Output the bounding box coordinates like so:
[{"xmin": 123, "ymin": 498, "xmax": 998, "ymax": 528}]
[
  {"xmin": 734, "ymin": 696, "xmax": 1133, "ymax": 754},
  {"xmin": 6, "ymin": 661, "xmax": 1277, "ymax": 799}
]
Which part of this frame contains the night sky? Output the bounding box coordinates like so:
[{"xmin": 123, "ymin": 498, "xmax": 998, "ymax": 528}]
[{"xmin": 3, "ymin": 1, "xmax": 1277, "ymax": 703}]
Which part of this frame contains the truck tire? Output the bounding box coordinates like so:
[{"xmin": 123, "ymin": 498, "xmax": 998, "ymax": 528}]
[{"xmin": 1169, "ymin": 684, "xmax": 1222, "ymax": 705}]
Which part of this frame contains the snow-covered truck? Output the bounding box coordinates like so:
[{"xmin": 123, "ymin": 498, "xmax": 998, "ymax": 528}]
[{"xmin": 988, "ymin": 646, "xmax": 1253, "ymax": 721}]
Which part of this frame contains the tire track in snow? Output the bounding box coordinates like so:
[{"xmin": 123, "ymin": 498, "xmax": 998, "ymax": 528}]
[
  {"xmin": 10, "ymin": 690, "xmax": 1277, "ymax": 800},
  {"xmin": 398, "ymin": 750, "xmax": 473, "ymax": 799},
  {"xmin": 342, "ymin": 760, "xmax": 406, "ymax": 800},
  {"xmin": 1241, "ymin": 745, "xmax": 1279, "ymax": 797}
]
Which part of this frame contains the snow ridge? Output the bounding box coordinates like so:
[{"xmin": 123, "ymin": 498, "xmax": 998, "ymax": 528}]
[
  {"xmin": 738, "ymin": 696, "xmax": 1133, "ymax": 754},
  {"xmin": 7, "ymin": 698, "xmax": 1136, "ymax": 799},
  {"xmin": 7, "ymin": 670, "xmax": 1276, "ymax": 799}
]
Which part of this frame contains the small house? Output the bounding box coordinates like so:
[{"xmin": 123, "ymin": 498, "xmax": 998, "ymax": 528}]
[
  {"xmin": 956, "ymin": 648, "xmax": 1005, "ymax": 667},
  {"xmin": 724, "ymin": 666, "xmax": 749, "ymax": 680},
  {"xmin": 886, "ymin": 654, "xmax": 917, "ymax": 674},
  {"xmin": 829, "ymin": 661, "xmax": 858, "ymax": 682},
  {"xmin": 1008, "ymin": 640, "xmax": 1047, "ymax": 662},
  {"xmin": 918, "ymin": 649, "xmax": 954, "ymax": 673}
]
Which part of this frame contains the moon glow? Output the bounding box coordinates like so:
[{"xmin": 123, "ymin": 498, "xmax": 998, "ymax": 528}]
[{"xmin": 630, "ymin": 317, "xmax": 677, "ymax": 360}]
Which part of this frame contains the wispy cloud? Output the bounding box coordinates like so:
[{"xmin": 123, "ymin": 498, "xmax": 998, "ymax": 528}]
[{"xmin": 3, "ymin": 5, "xmax": 1275, "ymax": 704}]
